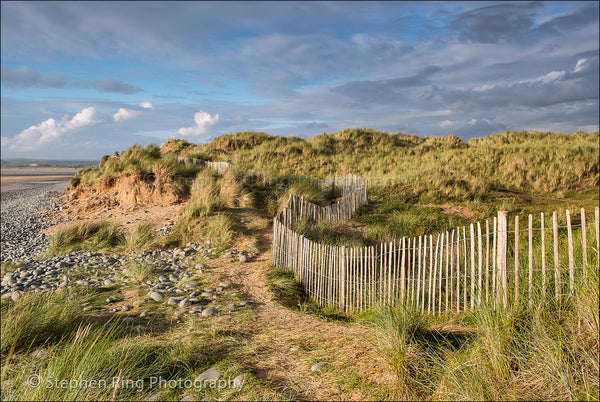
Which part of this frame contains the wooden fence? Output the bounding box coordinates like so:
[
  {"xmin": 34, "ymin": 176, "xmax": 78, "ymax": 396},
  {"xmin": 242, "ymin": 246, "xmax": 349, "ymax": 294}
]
[
  {"xmin": 272, "ymin": 177, "xmax": 600, "ymax": 312},
  {"xmin": 177, "ymin": 156, "xmax": 233, "ymax": 174}
]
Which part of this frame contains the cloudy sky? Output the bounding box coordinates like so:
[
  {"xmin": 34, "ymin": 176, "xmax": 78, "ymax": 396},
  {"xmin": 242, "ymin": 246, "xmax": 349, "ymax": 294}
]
[{"xmin": 1, "ymin": 1, "xmax": 598, "ymax": 159}]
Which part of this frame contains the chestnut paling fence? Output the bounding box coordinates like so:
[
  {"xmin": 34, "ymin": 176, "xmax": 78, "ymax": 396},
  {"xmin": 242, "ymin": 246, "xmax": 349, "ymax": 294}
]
[
  {"xmin": 177, "ymin": 156, "xmax": 233, "ymax": 174},
  {"xmin": 272, "ymin": 175, "xmax": 600, "ymax": 313}
]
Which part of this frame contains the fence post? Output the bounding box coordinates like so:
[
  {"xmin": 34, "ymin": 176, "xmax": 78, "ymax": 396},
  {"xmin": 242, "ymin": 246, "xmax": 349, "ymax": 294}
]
[
  {"xmin": 566, "ymin": 210, "xmax": 574, "ymax": 294},
  {"xmin": 497, "ymin": 211, "xmax": 508, "ymax": 309},
  {"xmin": 581, "ymin": 208, "xmax": 587, "ymax": 267},
  {"xmin": 514, "ymin": 215, "xmax": 519, "ymax": 304},
  {"xmin": 553, "ymin": 211, "xmax": 560, "ymax": 305}
]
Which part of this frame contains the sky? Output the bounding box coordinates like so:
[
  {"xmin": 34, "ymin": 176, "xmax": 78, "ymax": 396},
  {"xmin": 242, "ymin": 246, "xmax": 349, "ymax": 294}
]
[{"xmin": 1, "ymin": 1, "xmax": 598, "ymax": 159}]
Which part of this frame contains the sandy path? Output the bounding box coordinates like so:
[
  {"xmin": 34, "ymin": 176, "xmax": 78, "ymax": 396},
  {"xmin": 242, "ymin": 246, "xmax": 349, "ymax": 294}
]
[{"xmin": 211, "ymin": 218, "xmax": 390, "ymax": 400}]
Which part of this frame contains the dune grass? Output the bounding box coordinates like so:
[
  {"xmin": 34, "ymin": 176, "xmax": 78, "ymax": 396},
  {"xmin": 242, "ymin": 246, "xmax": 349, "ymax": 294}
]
[
  {"xmin": 368, "ymin": 264, "xmax": 599, "ymax": 401},
  {"xmin": 47, "ymin": 221, "xmax": 157, "ymax": 255}
]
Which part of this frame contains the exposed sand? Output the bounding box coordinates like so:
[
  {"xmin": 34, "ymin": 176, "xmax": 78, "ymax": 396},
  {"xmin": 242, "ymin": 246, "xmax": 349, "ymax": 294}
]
[{"xmin": 1, "ymin": 173, "xmax": 75, "ymax": 192}]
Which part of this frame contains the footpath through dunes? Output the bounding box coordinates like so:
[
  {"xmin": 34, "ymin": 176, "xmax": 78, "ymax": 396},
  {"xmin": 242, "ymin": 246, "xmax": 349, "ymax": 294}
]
[{"xmin": 209, "ymin": 214, "xmax": 390, "ymax": 400}]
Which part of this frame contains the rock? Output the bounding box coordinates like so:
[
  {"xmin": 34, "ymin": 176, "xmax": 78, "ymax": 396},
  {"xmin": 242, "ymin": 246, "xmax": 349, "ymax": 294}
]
[
  {"xmin": 239, "ymin": 300, "xmax": 249, "ymax": 306},
  {"xmin": 103, "ymin": 278, "xmax": 113, "ymax": 286},
  {"xmin": 180, "ymin": 394, "xmax": 195, "ymax": 402},
  {"xmin": 148, "ymin": 291, "xmax": 163, "ymax": 302},
  {"xmin": 158, "ymin": 275, "xmax": 169, "ymax": 282},
  {"xmin": 76, "ymin": 279, "xmax": 89, "ymax": 286},
  {"xmin": 123, "ymin": 316, "xmax": 135, "ymax": 324},
  {"xmin": 132, "ymin": 300, "xmax": 146, "ymax": 306},
  {"xmin": 201, "ymin": 307, "xmax": 218, "ymax": 317},
  {"xmin": 239, "ymin": 253, "xmax": 248, "ymax": 263},
  {"xmin": 196, "ymin": 367, "xmax": 221, "ymax": 382},
  {"xmin": 185, "ymin": 282, "xmax": 200, "ymax": 289},
  {"xmin": 311, "ymin": 362, "xmax": 328, "ymax": 372},
  {"xmin": 232, "ymin": 374, "xmax": 245, "ymax": 389},
  {"xmin": 121, "ymin": 305, "xmax": 133, "ymax": 312},
  {"xmin": 219, "ymin": 281, "xmax": 231, "ymax": 288},
  {"xmin": 139, "ymin": 311, "xmax": 149, "ymax": 318},
  {"xmin": 201, "ymin": 292, "xmax": 214, "ymax": 298},
  {"xmin": 83, "ymin": 305, "xmax": 95, "ymax": 311},
  {"xmin": 168, "ymin": 296, "xmax": 183, "ymax": 306},
  {"xmin": 106, "ymin": 296, "xmax": 118, "ymax": 303},
  {"xmin": 10, "ymin": 291, "xmax": 21, "ymax": 301}
]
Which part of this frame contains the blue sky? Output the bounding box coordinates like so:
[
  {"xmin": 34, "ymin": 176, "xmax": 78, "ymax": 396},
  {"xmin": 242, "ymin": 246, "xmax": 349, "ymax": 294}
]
[{"xmin": 1, "ymin": 1, "xmax": 598, "ymax": 159}]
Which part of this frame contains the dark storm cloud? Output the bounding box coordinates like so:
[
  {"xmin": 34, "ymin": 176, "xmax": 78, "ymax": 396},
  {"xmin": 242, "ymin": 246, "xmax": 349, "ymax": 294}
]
[
  {"xmin": 1, "ymin": 66, "xmax": 142, "ymax": 94},
  {"xmin": 450, "ymin": 2, "xmax": 540, "ymax": 43},
  {"xmin": 451, "ymin": 2, "xmax": 599, "ymax": 44},
  {"xmin": 1, "ymin": 65, "xmax": 69, "ymax": 88},
  {"xmin": 331, "ymin": 65, "xmax": 441, "ymax": 103},
  {"xmin": 434, "ymin": 57, "xmax": 599, "ymax": 110},
  {"xmin": 78, "ymin": 78, "xmax": 143, "ymax": 95}
]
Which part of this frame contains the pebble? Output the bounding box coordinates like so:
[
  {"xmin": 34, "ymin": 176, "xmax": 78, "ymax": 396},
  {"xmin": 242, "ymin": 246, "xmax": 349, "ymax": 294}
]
[
  {"xmin": 196, "ymin": 367, "xmax": 221, "ymax": 382},
  {"xmin": 148, "ymin": 291, "xmax": 163, "ymax": 302},
  {"xmin": 311, "ymin": 362, "xmax": 328, "ymax": 372},
  {"xmin": 1, "ymin": 182, "xmax": 70, "ymax": 264},
  {"xmin": 201, "ymin": 307, "xmax": 218, "ymax": 317}
]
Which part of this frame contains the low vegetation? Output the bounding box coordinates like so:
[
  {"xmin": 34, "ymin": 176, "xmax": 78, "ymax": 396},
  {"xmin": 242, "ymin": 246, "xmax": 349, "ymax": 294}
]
[
  {"xmin": 369, "ymin": 265, "xmax": 599, "ymax": 400},
  {"xmin": 4, "ymin": 128, "xmax": 597, "ymax": 401},
  {"xmin": 47, "ymin": 221, "xmax": 157, "ymax": 256}
]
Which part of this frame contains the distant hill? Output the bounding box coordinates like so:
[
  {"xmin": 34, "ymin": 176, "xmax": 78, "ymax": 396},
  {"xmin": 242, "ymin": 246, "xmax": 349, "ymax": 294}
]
[{"xmin": 0, "ymin": 158, "xmax": 98, "ymax": 168}]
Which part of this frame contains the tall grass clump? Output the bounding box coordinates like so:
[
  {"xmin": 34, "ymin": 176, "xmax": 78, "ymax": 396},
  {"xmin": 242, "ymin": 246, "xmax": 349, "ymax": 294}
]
[
  {"xmin": 1, "ymin": 323, "xmax": 163, "ymax": 401},
  {"xmin": 292, "ymin": 218, "xmax": 365, "ymax": 247},
  {"xmin": 432, "ymin": 266, "xmax": 599, "ymax": 401},
  {"xmin": 47, "ymin": 222, "xmax": 157, "ymax": 255},
  {"xmin": 48, "ymin": 221, "xmax": 124, "ymax": 255},
  {"xmin": 122, "ymin": 223, "xmax": 156, "ymax": 253},
  {"xmin": 370, "ymin": 305, "xmax": 432, "ymax": 400},
  {"xmin": 1, "ymin": 289, "xmax": 86, "ymax": 355}
]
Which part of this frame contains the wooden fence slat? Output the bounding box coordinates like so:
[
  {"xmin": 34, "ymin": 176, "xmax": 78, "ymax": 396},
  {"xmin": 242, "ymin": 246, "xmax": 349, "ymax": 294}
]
[
  {"xmin": 486, "ymin": 220, "xmax": 490, "ymax": 305},
  {"xmin": 438, "ymin": 232, "xmax": 445, "ymax": 314},
  {"xmin": 456, "ymin": 228, "xmax": 461, "ymax": 313},
  {"xmin": 470, "ymin": 223, "xmax": 476, "ymax": 310},
  {"xmin": 528, "ymin": 214, "xmax": 533, "ymax": 307},
  {"xmin": 581, "ymin": 208, "xmax": 587, "ymax": 267},
  {"xmin": 553, "ymin": 211, "xmax": 560, "ymax": 305},
  {"xmin": 541, "ymin": 212, "xmax": 546, "ymax": 296},
  {"xmin": 446, "ymin": 231, "xmax": 451, "ymax": 312},
  {"xmin": 514, "ymin": 215, "xmax": 519, "ymax": 303},
  {"xmin": 492, "ymin": 217, "xmax": 497, "ymax": 309},
  {"xmin": 566, "ymin": 210, "xmax": 574, "ymax": 294},
  {"xmin": 463, "ymin": 226, "xmax": 468, "ymax": 311},
  {"xmin": 497, "ymin": 211, "xmax": 508, "ymax": 309},
  {"xmin": 477, "ymin": 222, "xmax": 482, "ymax": 308}
]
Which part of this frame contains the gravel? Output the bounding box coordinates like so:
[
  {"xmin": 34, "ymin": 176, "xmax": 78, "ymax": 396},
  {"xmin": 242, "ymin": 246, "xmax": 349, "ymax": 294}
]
[
  {"xmin": 1, "ymin": 182, "xmax": 70, "ymax": 264},
  {"xmin": 1, "ymin": 183, "xmax": 244, "ymax": 320}
]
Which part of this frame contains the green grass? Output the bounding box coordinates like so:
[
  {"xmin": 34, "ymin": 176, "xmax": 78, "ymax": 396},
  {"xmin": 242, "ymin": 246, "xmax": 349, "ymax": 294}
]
[
  {"xmin": 368, "ymin": 265, "xmax": 599, "ymax": 401},
  {"xmin": 265, "ymin": 264, "xmax": 355, "ymax": 322},
  {"xmin": 1, "ymin": 289, "xmax": 87, "ymax": 355},
  {"xmin": 46, "ymin": 221, "xmax": 157, "ymax": 256}
]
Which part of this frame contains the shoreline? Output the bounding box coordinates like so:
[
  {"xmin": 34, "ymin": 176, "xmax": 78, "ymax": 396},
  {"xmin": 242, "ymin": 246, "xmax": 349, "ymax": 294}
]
[{"xmin": 0, "ymin": 168, "xmax": 77, "ymax": 192}]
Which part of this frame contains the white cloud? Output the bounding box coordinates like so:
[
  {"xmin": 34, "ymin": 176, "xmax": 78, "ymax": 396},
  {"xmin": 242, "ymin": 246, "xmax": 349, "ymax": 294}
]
[
  {"xmin": 7, "ymin": 107, "xmax": 100, "ymax": 151},
  {"xmin": 175, "ymin": 110, "xmax": 219, "ymax": 138},
  {"xmin": 113, "ymin": 108, "xmax": 142, "ymax": 122},
  {"xmin": 439, "ymin": 120, "xmax": 454, "ymax": 127},
  {"xmin": 139, "ymin": 101, "xmax": 153, "ymax": 109},
  {"xmin": 574, "ymin": 58, "xmax": 587, "ymax": 72}
]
